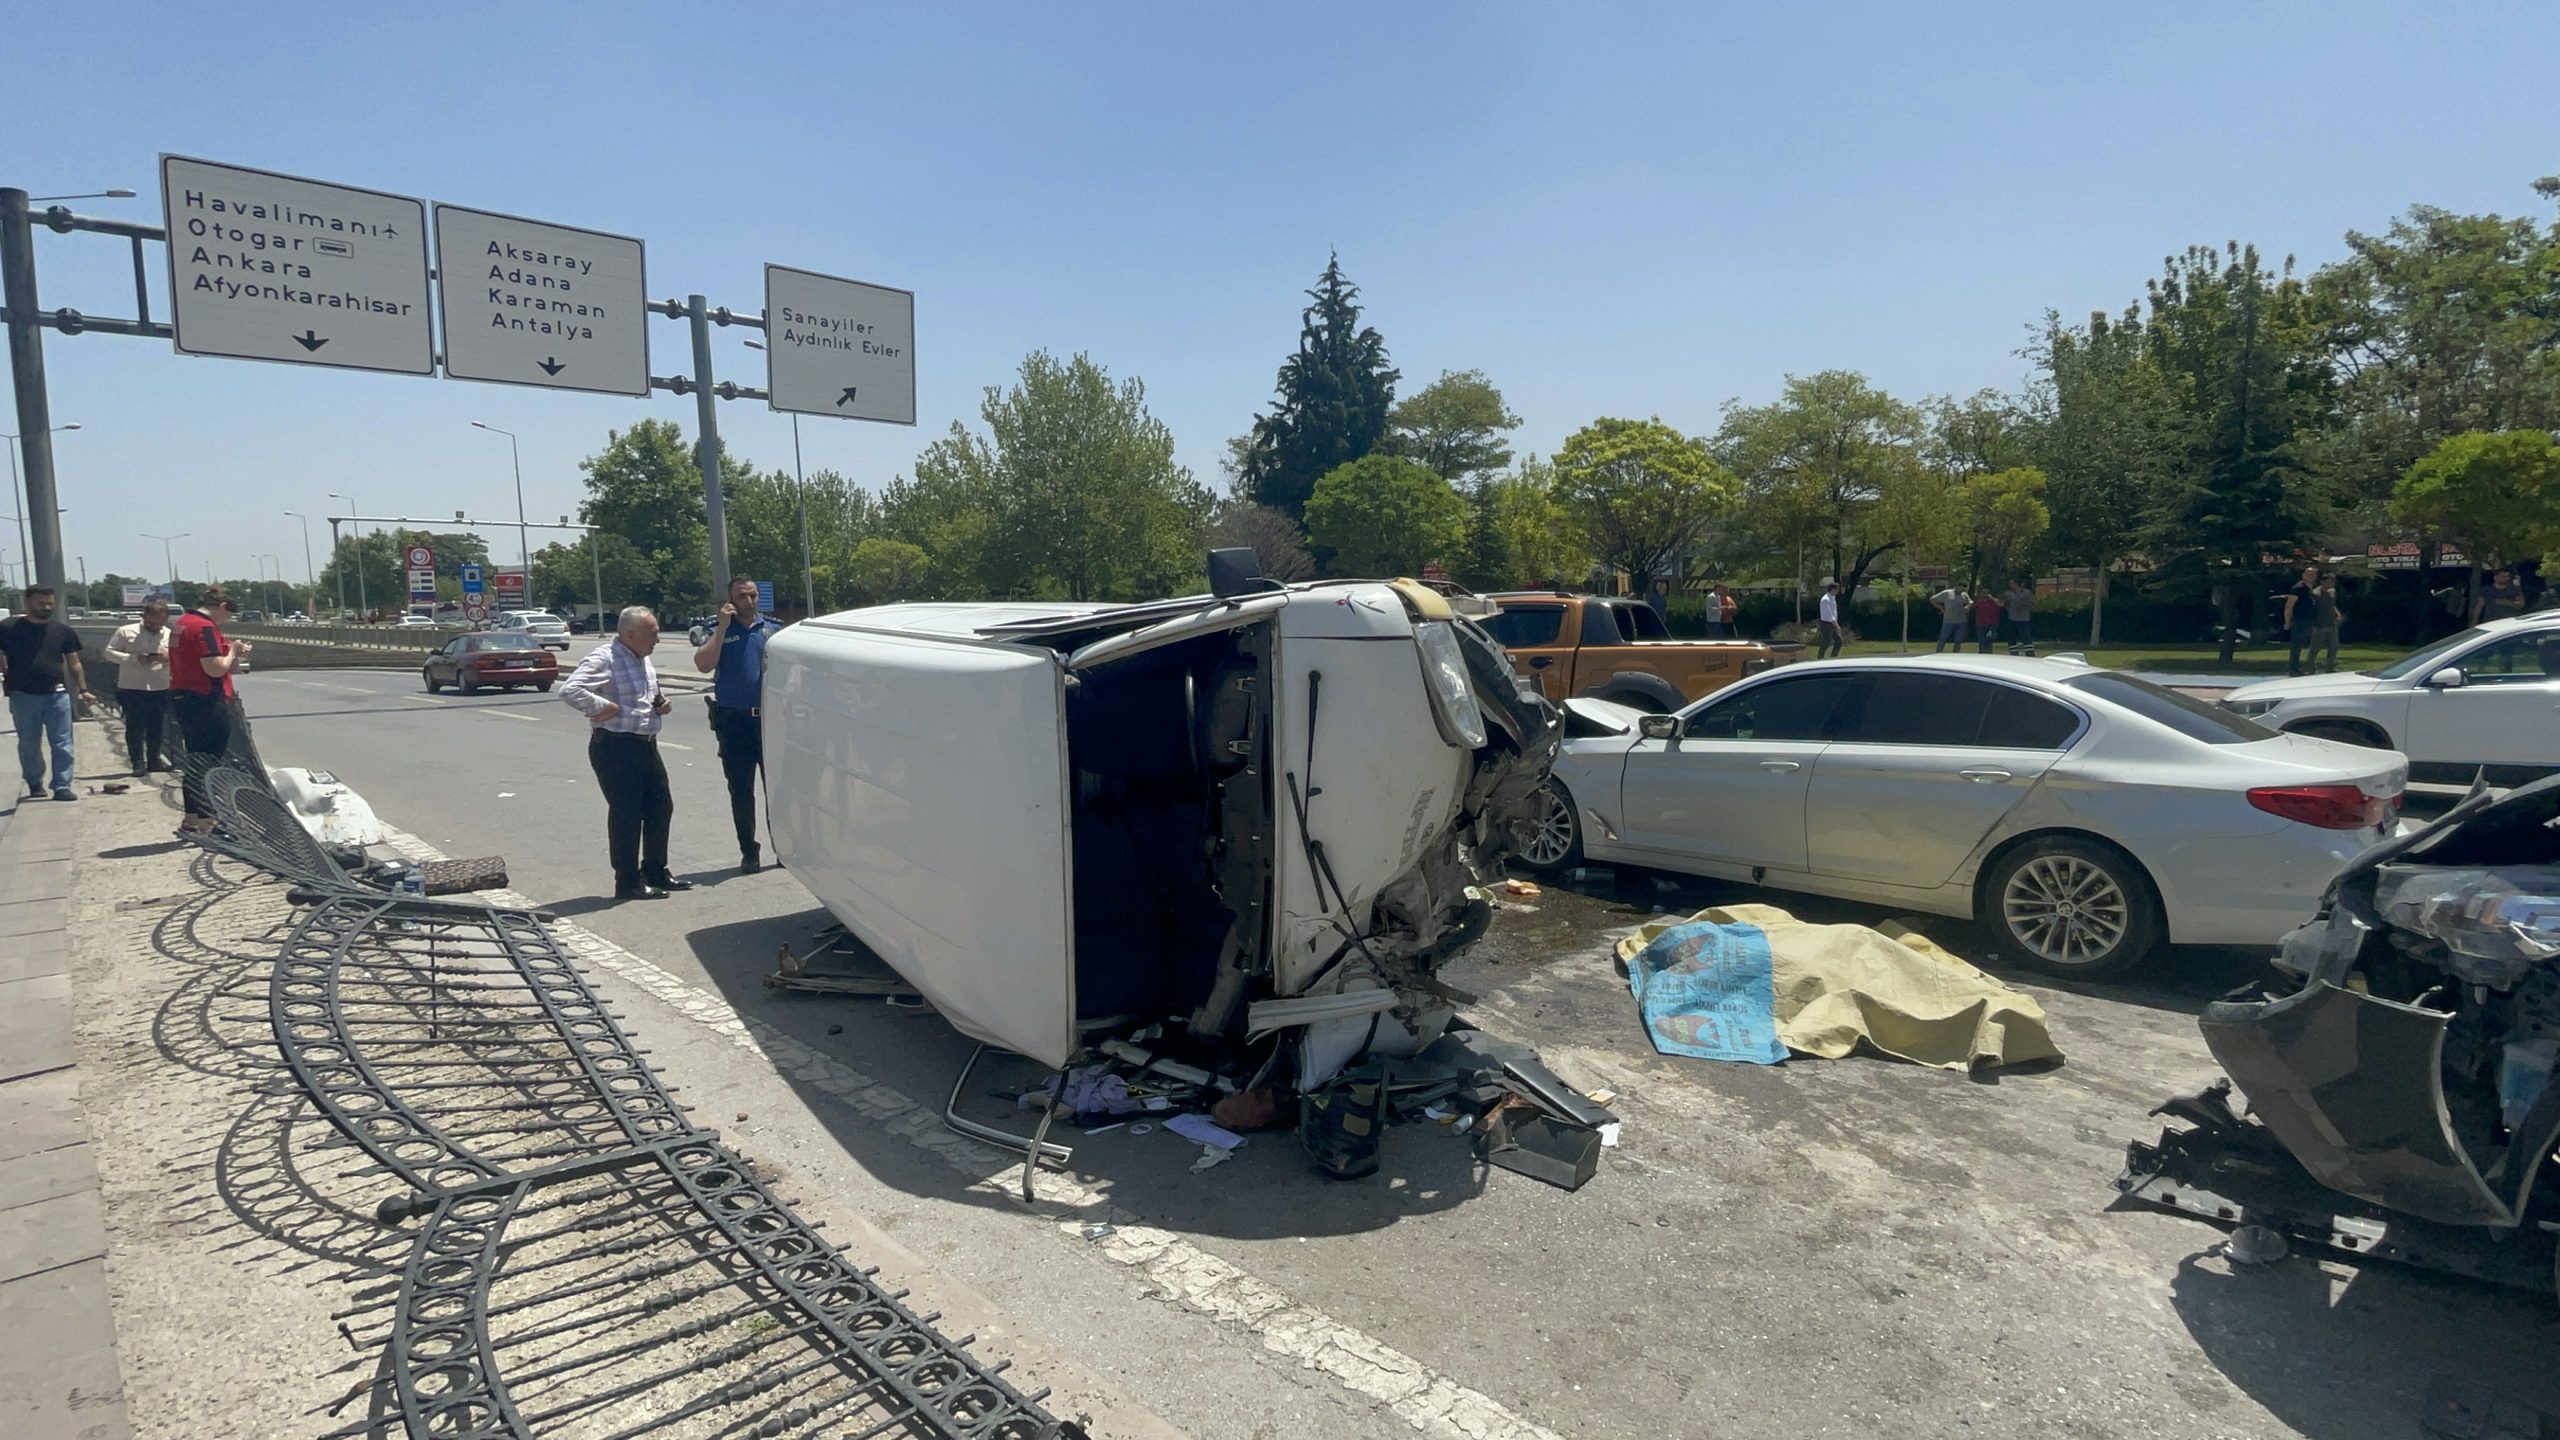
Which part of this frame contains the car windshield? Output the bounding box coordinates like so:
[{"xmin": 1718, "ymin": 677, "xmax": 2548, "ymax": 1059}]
[
  {"xmin": 2373, "ymin": 626, "xmax": 2496, "ymax": 680},
  {"xmin": 467, "ymin": 634, "xmax": 539, "ymax": 651},
  {"xmin": 2062, "ymin": 670, "xmax": 2275, "ymax": 744}
]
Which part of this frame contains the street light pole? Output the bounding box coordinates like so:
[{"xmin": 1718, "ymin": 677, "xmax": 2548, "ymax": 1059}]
[
  {"xmin": 283, "ymin": 511, "xmax": 317, "ymax": 616},
  {"xmin": 255, "ymin": 554, "xmax": 281, "ymax": 617},
  {"xmin": 141, "ymin": 531, "xmax": 187, "ymax": 595},
  {"xmin": 2, "ymin": 423, "xmax": 77, "ymax": 585},
  {"xmin": 471, "ymin": 423, "xmax": 531, "ymax": 607},
  {"xmin": 791, "ymin": 414, "xmax": 815, "ymax": 617},
  {"xmin": 329, "ymin": 492, "xmax": 367, "ymax": 619}
]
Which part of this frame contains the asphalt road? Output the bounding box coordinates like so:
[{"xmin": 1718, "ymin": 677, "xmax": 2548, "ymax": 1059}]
[{"xmin": 220, "ymin": 662, "xmax": 2560, "ymax": 1440}]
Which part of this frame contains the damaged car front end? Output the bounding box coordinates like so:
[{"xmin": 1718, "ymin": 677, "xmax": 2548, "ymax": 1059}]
[
  {"xmin": 761, "ymin": 567, "xmax": 1583, "ymax": 1178},
  {"xmin": 2123, "ymin": 776, "xmax": 2560, "ymax": 1288}
]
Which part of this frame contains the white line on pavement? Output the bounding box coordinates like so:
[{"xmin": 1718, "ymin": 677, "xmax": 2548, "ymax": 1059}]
[
  {"xmin": 481, "ymin": 710, "xmax": 540, "ymax": 722},
  {"xmin": 374, "ymin": 826, "xmax": 1563, "ymax": 1440},
  {"xmin": 660, "ymin": 741, "xmax": 693, "ymax": 751},
  {"xmin": 407, "ymin": 694, "xmax": 449, "ymax": 704}
]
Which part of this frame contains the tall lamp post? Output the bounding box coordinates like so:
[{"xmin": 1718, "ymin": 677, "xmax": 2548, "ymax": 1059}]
[
  {"xmin": 141, "ymin": 531, "xmax": 188, "ymax": 597},
  {"xmin": 254, "ymin": 554, "xmax": 282, "ymax": 617},
  {"xmin": 328, "ymin": 491, "xmax": 367, "ymax": 620},
  {"xmin": 283, "ymin": 510, "xmax": 318, "ymax": 617},
  {"xmin": 742, "ymin": 340, "xmax": 817, "ymax": 616},
  {"xmin": 470, "ymin": 423, "xmax": 532, "ymax": 610},
  {"xmin": 2, "ymin": 422, "xmax": 76, "ymax": 584}
]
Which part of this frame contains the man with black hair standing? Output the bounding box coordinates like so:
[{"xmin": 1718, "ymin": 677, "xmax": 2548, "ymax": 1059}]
[
  {"xmin": 694, "ymin": 576, "xmax": 784, "ymax": 873},
  {"xmin": 0, "ymin": 585, "xmax": 95, "ymax": 801}
]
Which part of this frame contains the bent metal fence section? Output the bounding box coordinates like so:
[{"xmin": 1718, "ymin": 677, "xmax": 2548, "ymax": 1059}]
[{"xmin": 187, "ymin": 757, "xmax": 1080, "ymax": 1439}]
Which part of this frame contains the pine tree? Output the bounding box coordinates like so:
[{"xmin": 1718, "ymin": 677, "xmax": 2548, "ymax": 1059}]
[{"xmin": 1241, "ymin": 255, "xmax": 1400, "ymax": 518}]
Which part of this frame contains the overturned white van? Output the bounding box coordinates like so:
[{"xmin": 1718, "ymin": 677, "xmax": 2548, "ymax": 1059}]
[{"xmin": 761, "ymin": 577, "xmax": 1560, "ymax": 1089}]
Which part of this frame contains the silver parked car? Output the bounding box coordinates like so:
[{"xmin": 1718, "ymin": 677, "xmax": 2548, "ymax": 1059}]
[
  {"xmin": 2219, "ymin": 614, "xmax": 2560, "ymax": 786},
  {"xmin": 1521, "ymin": 655, "xmax": 2406, "ymax": 978}
]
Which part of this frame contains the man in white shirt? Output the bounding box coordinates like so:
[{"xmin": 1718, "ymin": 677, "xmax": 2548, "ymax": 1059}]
[
  {"xmin": 104, "ymin": 598, "xmax": 176, "ymax": 776},
  {"xmin": 559, "ymin": 607, "xmax": 686, "ymax": 900},
  {"xmin": 1816, "ymin": 581, "xmax": 1844, "ymax": 658}
]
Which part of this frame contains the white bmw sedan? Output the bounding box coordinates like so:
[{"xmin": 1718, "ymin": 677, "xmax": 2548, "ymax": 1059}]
[{"xmin": 1519, "ymin": 655, "xmax": 2406, "ymax": 978}]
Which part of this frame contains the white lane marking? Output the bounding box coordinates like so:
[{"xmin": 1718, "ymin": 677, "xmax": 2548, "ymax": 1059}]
[
  {"xmin": 374, "ymin": 827, "xmax": 1563, "ymax": 1440},
  {"xmin": 482, "ymin": 709, "xmax": 540, "ymax": 722},
  {"xmin": 660, "ymin": 741, "xmax": 693, "ymax": 751},
  {"xmin": 407, "ymin": 694, "xmax": 449, "ymax": 704}
]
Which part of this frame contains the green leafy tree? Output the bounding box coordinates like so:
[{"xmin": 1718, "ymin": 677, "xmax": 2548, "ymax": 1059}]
[
  {"xmin": 1956, "ymin": 467, "xmax": 2052, "ymax": 586},
  {"xmin": 879, "ymin": 454, "xmax": 1000, "ymax": 601},
  {"xmin": 1383, "ymin": 369, "xmax": 1521, "ymax": 484},
  {"xmin": 1303, "ymin": 455, "xmax": 1469, "ymax": 578},
  {"xmin": 2023, "ymin": 307, "xmax": 2184, "ymax": 642},
  {"xmin": 1715, "ymin": 372, "xmax": 1930, "ymax": 599},
  {"xmin": 2308, "ymin": 195, "xmax": 2560, "ymax": 511},
  {"xmin": 1553, "ymin": 418, "xmax": 1735, "ymax": 595},
  {"xmin": 574, "ymin": 418, "xmax": 752, "ymax": 616},
  {"xmin": 1240, "ymin": 255, "xmax": 1399, "ymax": 518},
  {"xmin": 1455, "ymin": 458, "xmax": 1589, "ymax": 590},
  {"xmin": 2139, "ymin": 244, "xmax": 2335, "ymax": 661},
  {"xmin": 900, "ymin": 351, "xmax": 1208, "ymax": 601},
  {"xmin": 846, "ymin": 538, "xmax": 933, "ymax": 604},
  {"xmin": 2391, "ymin": 431, "xmax": 2560, "ymax": 605}
]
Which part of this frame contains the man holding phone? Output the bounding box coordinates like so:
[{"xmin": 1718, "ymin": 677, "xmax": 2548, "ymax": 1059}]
[
  {"xmin": 560, "ymin": 606, "xmax": 685, "ymax": 900},
  {"xmin": 692, "ymin": 576, "xmax": 784, "ymax": 874}
]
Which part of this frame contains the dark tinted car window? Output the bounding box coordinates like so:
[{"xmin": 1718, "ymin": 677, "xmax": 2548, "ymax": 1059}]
[
  {"xmin": 1846, "ymin": 673, "xmax": 1997, "ymax": 746},
  {"xmin": 1686, "ymin": 672, "xmax": 1858, "ymax": 742},
  {"xmin": 1483, "ymin": 605, "xmax": 1565, "ymax": 649},
  {"xmin": 2063, "ymin": 670, "xmax": 2273, "ymax": 744},
  {"xmin": 1617, "ymin": 603, "xmax": 1671, "ymax": 641},
  {"xmin": 1977, "ymin": 686, "xmax": 2082, "ymax": 749}
]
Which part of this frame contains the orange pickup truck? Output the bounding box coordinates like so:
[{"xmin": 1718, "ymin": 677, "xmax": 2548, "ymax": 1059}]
[{"xmin": 1479, "ymin": 591, "xmax": 1801, "ymax": 710}]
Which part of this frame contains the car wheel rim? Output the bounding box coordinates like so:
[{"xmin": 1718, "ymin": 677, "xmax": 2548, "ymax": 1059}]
[
  {"xmin": 2001, "ymin": 855, "xmax": 2130, "ymax": 967},
  {"xmin": 1521, "ymin": 787, "xmax": 1575, "ymax": 867}
]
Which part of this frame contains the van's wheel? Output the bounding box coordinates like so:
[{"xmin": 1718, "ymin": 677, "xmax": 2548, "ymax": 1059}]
[
  {"xmin": 1515, "ymin": 781, "xmax": 1583, "ymax": 874},
  {"xmin": 1983, "ymin": 836, "xmax": 2161, "ymax": 979}
]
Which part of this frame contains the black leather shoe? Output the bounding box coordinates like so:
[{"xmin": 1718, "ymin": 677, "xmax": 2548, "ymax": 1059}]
[
  {"xmin": 615, "ymin": 882, "xmax": 668, "ymax": 901},
  {"xmin": 740, "ymin": 848, "xmax": 763, "ymax": 875},
  {"xmin": 645, "ymin": 874, "xmax": 695, "ymax": 892}
]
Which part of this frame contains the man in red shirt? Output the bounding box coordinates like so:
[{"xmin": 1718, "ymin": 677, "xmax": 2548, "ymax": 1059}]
[{"xmin": 168, "ymin": 586, "xmax": 251, "ymax": 831}]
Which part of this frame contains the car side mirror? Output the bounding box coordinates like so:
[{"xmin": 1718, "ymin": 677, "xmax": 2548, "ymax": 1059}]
[
  {"xmin": 1637, "ymin": 714, "xmax": 1680, "ymax": 741},
  {"xmin": 2427, "ymin": 666, "xmax": 2467, "ymax": 689}
]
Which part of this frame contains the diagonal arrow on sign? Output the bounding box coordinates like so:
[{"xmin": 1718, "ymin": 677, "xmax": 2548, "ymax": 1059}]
[
  {"xmin": 538, "ymin": 357, "xmax": 565, "ymax": 376},
  {"xmin": 836, "ymin": 386, "xmax": 858, "ymax": 407},
  {"xmin": 294, "ymin": 330, "xmax": 329, "ymax": 352}
]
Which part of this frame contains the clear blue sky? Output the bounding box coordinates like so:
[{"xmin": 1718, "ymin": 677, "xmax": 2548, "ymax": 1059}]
[{"xmin": 12, "ymin": 1, "xmax": 2556, "ymax": 587}]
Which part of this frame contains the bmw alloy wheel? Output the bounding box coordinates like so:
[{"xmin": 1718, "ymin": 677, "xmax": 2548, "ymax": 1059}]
[
  {"xmin": 2000, "ymin": 853, "xmax": 2131, "ymax": 969},
  {"xmin": 1518, "ymin": 783, "xmax": 1579, "ymax": 871}
]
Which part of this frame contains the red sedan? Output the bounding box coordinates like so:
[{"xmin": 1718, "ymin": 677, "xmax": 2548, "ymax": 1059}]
[{"xmin": 424, "ymin": 633, "xmax": 559, "ymax": 694}]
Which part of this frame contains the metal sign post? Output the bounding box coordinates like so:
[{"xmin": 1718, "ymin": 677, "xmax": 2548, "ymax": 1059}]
[{"xmin": 0, "ymin": 188, "xmax": 69, "ymax": 590}]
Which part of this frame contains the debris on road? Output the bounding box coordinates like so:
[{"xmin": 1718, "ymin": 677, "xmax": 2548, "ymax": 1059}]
[
  {"xmin": 1498, "ymin": 877, "xmax": 1542, "ymax": 898},
  {"xmin": 2124, "ymin": 776, "xmax": 2560, "ymax": 1293},
  {"xmin": 2223, "ymin": 1223, "xmax": 2290, "ymax": 1266},
  {"xmin": 1617, "ymin": 903, "xmax": 2062, "ymax": 1070}
]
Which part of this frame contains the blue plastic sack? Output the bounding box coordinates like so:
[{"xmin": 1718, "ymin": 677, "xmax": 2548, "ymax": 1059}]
[{"xmin": 1625, "ymin": 917, "xmax": 1786, "ymax": 1064}]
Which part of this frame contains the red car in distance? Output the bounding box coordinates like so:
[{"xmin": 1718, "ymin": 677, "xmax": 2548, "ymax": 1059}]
[{"xmin": 423, "ymin": 633, "xmax": 559, "ymax": 694}]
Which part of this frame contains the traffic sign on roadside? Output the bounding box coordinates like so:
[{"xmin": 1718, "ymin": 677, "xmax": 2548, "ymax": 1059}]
[
  {"xmin": 460, "ymin": 564, "xmax": 484, "ymax": 595},
  {"xmin": 434, "ymin": 204, "xmax": 650, "ymax": 396},
  {"xmin": 762, "ymin": 265, "xmax": 915, "ymax": 424},
  {"xmin": 160, "ymin": 155, "xmax": 434, "ymax": 376}
]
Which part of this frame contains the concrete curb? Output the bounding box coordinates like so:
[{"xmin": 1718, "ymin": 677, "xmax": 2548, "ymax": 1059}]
[{"xmin": 0, "ymin": 795, "xmax": 131, "ymax": 1440}]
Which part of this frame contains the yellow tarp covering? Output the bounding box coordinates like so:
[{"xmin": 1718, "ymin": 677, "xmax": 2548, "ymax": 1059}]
[{"xmin": 1614, "ymin": 903, "xmax": 2063, "ymax": 1071}]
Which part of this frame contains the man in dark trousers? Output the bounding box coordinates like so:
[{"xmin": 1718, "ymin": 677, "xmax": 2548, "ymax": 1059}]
[
  {"xmin": 560, "ymin": 607, "xmax": 685, "ymax": 901},
  {"xmin": 104, "ymin": 599, "xmax": 176, "ymax": 775},
  {"xmin": 167, "ymin": 585, "xmax": 250, "ymax": 831},
  {"xmin": 693, "ymin": 575, "xmax": 784, "ymax": 873},
  {"xmin": 0, "ymin": 585, "xmax": 97, "ymax": 801}
]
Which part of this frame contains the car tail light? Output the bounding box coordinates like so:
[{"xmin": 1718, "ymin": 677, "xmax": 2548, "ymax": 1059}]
[{"xmin": 2248, "ymin": 784, "xmax": 2389, "ymax": 830}]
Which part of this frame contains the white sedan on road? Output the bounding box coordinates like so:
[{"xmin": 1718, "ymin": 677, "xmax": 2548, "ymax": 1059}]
[
  {"xmin": 2218, "ymin": 615, "xmax": 2560, "ymax": 786},
  {"xmin": 1519, "ymin": 655, "xmax": 2406, "ymax": 978}
]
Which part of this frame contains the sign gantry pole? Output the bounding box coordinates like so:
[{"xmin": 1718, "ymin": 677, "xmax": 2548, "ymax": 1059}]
[{"xmin": 0, "ymin": 188, "xmax": 68, "ymax": 591}]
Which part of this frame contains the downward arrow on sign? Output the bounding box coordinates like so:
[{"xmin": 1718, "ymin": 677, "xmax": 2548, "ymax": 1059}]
[
  {"xmin": 538, "ymin": 357, "xmax": 565, "ymax": 376},
  {"xmin": 836, "ymin": 386, "xmax": 858, "ymax": 407},
  {"xmin": 294, "ymin": 330, "xmax": 329, "ymax": 352}
]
